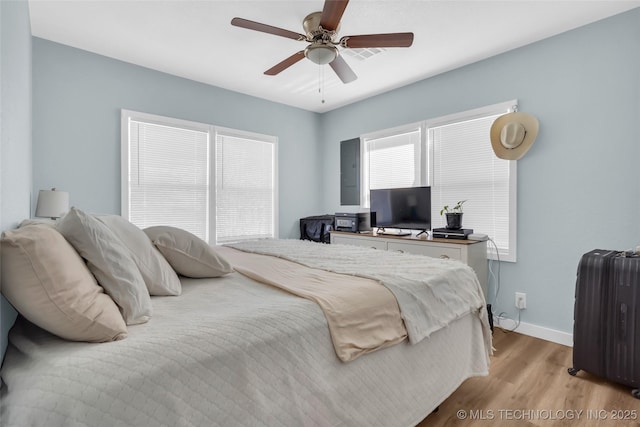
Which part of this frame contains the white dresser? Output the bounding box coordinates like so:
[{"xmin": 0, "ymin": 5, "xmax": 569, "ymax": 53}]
[{"xmin": 330, "ymin": 231, "xmax": 488, "ymax": 298}]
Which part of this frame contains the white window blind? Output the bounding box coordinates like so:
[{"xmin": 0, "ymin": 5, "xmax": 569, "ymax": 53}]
[
  {"xmin": 122, "ymin": 110, "xmax": 278, "ymax": 245},
  {"xmin": 127, "ymin": 119, "xmax": 210, "ymax": 240},
  {"xmin": 362, "ymin": 125, "xmax": 422, "ymax": 207},
  {"xmin": 215, "ymin": 131, "xmax": 276, "ymax": 244},
  {"xmin": 429, "ymin": 111, "xmax": 515, "ymax": 261}
]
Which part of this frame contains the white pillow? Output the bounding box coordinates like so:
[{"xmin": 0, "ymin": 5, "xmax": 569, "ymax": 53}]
[
  {"xmin": 95, "ymin": 215, "xmax": 181, "ymax": 296},
  {"xmin": 56, "ymin": 207, "xmax": 152, "ymax": 325},
  {"xmin": 143, "ymin": 226, "xmax": 233, "ymax": 278},
  {"xmin": 0, "ymin": 225, "xmax": 128, "ymax": 342}
]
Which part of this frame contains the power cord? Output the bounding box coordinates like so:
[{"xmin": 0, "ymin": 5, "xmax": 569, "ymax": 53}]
[
  {"xmin": 496, "ymin": 309, "xmax": 521, "ymax": 333},
  {"xmin": 486, "ymin": 237, "xmax": 522, "ymax": 333},
  {"xmin": 487, "ymin": 237, "xmax": 500, "ymax": 306}
]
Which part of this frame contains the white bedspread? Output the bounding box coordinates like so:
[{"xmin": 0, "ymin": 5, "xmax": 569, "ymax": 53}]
[
  {"xmin": 1, "ymin": 271, "xmax": 490, "ymax": 427},
  {"xmin": 227, "ymin": 239, "xmax": 491, "ymax": 347}
]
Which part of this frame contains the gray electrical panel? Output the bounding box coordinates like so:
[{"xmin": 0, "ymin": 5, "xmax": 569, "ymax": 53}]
[{"xmin": 340, "ymin": 138, "xmax": 360, "ymax": 205}]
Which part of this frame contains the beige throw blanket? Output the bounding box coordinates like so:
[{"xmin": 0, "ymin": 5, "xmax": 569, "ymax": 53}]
[{"xmin": 218, "ymin": 246, "xmax": 407, "ymax": 362}]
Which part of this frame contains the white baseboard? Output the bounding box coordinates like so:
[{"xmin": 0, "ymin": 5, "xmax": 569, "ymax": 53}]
[{"xmin": 494, "ymin": 317, "xmax": 573, "ymax": 347}]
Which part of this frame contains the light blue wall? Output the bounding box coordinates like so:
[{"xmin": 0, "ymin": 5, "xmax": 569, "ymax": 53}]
[
  {"xmin": 1, "ymin": 0, "xmax": 32, "ymax": 358},
  {"xmin": 32, "ymin": 38, "xmax": 323, "ymax": 239},
  {"xmin": 320, "ymin": 9, "xmax": 640, "ymax": 335}
]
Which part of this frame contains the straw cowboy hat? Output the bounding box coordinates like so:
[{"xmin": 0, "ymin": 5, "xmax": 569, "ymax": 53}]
[{"xmin": 490, "ymin": 112, "xmax": 539, "ymax": 160}]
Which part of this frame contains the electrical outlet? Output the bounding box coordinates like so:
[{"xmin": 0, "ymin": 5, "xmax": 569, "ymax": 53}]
[{"xmin": 515, "ymin": 292, "xmax": 527, "ymax": 309}]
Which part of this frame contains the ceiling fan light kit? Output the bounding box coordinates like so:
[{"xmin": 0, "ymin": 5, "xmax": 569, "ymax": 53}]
[
  {"xmin": 231, "ymin": 0, "xmax": 414, "ymax": 84},
  {"xmin": 305, "ymin": 44, "xmax": 338, "ymax": 65}
]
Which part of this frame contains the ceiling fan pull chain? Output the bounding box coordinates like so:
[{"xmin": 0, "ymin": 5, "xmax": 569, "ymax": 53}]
[{"xmin": 319, "ymin": 63, "xmax": 326, "ymax": 104}]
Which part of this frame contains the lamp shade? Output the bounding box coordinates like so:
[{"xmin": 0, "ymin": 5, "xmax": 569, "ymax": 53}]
[{"xmin": 35, "ymin": 189, "xmax": 69, "ymax": 219}]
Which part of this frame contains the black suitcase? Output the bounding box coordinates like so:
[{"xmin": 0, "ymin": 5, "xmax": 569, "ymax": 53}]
[
  {"xmin": 607, "ymin": 255, "xmax": 640, "ymax": 391},
  {"xmin": 299, "ymin": 215, "xmax": 334, "ymax": 244},
  {"xmin": 570, "ymin": 249, "xmax": 617, "ymax": 377},
  {"xmin": 568, "ymin": 249, "xmax": 640, "ymax": 399}
]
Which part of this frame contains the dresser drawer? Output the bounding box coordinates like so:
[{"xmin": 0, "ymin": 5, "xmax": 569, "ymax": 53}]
[
  {"xmin": 332, "ymin": 235, "xmax": 388, "ymax": 250},
  {"xmin": 387, "ymin": 241, "xmax": 462, "ymax": 260}
]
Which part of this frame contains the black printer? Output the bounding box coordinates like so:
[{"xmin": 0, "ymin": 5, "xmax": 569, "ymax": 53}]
[{"xmin": 334, "ymin": 212, "xmax": 370, "ymax": 233}]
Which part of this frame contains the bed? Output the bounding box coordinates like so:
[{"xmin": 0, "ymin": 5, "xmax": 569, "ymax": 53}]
[{"xmin": 0, "ymin": 212, "xmax": 491, "ymax": 427}]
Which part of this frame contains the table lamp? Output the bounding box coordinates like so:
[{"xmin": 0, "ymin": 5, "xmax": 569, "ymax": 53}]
[{"xmin": 35, "ymin": 188, "xmax": 69, "ymax": 220}]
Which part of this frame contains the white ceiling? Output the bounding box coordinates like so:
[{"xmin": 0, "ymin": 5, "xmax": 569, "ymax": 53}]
[{"xmin": 28, "ymin": 0, "xmax": 640, "ymax": 113}]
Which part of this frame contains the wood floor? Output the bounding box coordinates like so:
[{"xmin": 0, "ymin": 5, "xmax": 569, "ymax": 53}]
[{"xmin": 417, "ymin": 330, "xmax": 639, "ymax": 427}]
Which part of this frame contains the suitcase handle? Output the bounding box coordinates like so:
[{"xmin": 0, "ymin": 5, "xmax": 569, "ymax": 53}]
[{"xmin": 619, "ymin": 303, "xmax": 627, "ymax": 341}]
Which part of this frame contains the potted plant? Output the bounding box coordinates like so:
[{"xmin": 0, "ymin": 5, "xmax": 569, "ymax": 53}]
[{"xmin": 440, "ymin": 200, "xmax": 466, "ymax": 230}]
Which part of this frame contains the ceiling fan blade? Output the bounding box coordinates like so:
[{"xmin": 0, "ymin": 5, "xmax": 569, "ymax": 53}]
[
  {"xmin": 319, "ymin": 0, "xmax": 349, "ymax": 32},
  {"xmin": 330, "ymin": 55, "xmax": 357, "ymax": 84},
  {"xmin": 341, "ymin": 32, "xmax": 414, "ymax": 48},
  {"xmin": 231, "ymin": 17, "xmax": 306, "ymax": 41},
  {"xmin": 264, "ymin": 51, "xmax": 306, "ymax": 76}
]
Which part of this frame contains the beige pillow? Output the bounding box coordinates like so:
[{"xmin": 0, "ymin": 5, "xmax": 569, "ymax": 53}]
[
  {"xmin": 95, "ymin": 215, "xmax": 181, "ymax": 296},
  {"xmin": 0, "ymin": 225, "xmax": 127, "ymax": 342},
  {"xmin": 19, "ymin": 218, "xmax": 56, "ymax": 228},
  {"xmin": 56, "ymin": 207, "xmax": 152, "ymax": 325},
  {"xmin": 143, "ymin": 226, "xmax": 233, "ymax": 278}
]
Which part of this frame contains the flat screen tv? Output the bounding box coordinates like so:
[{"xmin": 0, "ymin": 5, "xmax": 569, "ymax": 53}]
[{"xmin": 370, "ymin": 186, "xmax": 431, "ymax": 235}]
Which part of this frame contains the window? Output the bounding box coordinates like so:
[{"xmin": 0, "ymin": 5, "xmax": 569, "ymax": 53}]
[
  {"xmin": 124, "ymin": 113, "xmax": 210, "ymax": 240},
  {"xmin": 121, "ymin": 110, "xmax": 277, "ymax": 244},
  {"xmin": 361, "ymin": 123, "xmax": 424, "ymax": 207},
  {"xmin": 361, "ymin": 100, "xmax": 517, "ymax": 261},
  {"xmin": 215, "ymin": 128, "xmax": 277, "ymax": 244},
  {"xmin": 427, "ymin": 102, "xmax": 517, "ymax": 262}
]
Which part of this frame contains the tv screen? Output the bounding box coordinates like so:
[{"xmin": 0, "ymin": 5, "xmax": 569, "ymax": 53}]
[{"xmin": 370, "ymin": 186, "xmax": 431, "ymax": 232}]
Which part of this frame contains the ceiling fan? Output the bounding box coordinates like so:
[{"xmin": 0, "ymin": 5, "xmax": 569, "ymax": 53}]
[{"xmin": 231, "ymin": 0, "xmax": 414, "ymax": 84}]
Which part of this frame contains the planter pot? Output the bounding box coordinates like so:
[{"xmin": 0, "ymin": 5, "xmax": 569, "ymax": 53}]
[{"xmin": 445, "ymin": 213, "xmax": 463, "ymax": 230}]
